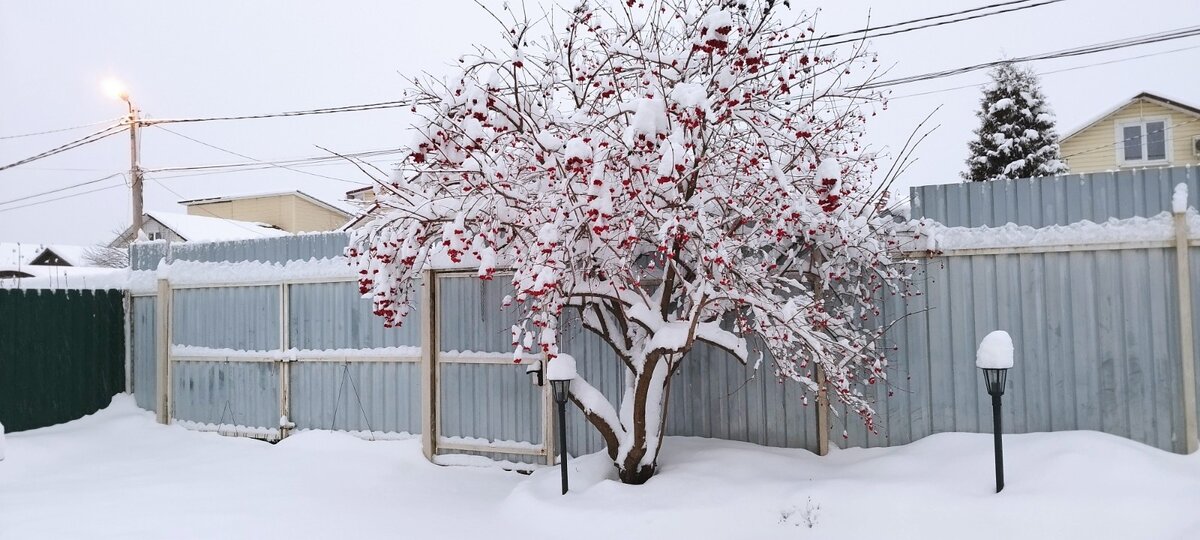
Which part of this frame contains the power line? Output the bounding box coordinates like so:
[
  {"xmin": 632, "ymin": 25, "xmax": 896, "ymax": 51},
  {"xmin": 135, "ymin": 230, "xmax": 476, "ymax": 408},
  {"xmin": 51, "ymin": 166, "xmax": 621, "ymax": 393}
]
[
  {"xmin": 0, "ymin": 124, "xmax": 127, "ymax": 171},
  {"xmin": 151, "ymin": 125, "xmax": 370, "ymax": 185},
  {"xmin": 888, "ymin": 43, "xmax": 1200, "ymax": 101},
  {"xmin": 0, "ymin": 118, "xmax": 123, "ymax": 141},
  {"xmin": 797, "ymin": 0, "xmax": 1066, "ymax": 49},
  {"xmin": 791, "ymin": 0, "xmax": 1043, "ymax": 44},
  {"xmin": 0, "ymin": 183, "xmax": 125, "ymax": 214},
  {"xmin": 856, "ymin": 25, "xmax": 1200, "ymax": 91},
  {"xmin": 143, "ymin": 147, "xmax": 405, "ymax": 175},
  {"xmin": 0, "ymin": 172, "xmax": 126, "ymax": 208},
  {"xmin": 142, "ymin": 98, "xmax": 432, "ymax": 126}
]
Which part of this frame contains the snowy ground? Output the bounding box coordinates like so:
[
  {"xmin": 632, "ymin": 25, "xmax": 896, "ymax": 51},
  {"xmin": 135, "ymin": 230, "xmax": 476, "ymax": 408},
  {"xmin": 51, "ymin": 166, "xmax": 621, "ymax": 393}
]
[{"xmin": 2, "ymin": 396, "xmax": 1199, "ymax": 539}]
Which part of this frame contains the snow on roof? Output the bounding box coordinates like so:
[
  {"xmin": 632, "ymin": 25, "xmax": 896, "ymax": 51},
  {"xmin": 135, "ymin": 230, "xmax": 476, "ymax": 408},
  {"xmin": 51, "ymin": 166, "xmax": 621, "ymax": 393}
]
[
  {"xmin": 36, "ymin": 244, "xmax": 92, "ymax": 266},
  {"xmin": 147, "ymin": 211, "xmax": 291, "ymax": 242},
  {"xmin": 0, "ymin": 242, "xmax": 46, "ymax": 268},
  {"xmin": 0, "ymin": 265, "xmax": 127, "ymax": 290},
  {"xmin": 1062, "ymin": 92, "xmax": 1200, "ymax": 142},
  {"xmin": 176, "ymin": 190, "xmax": 354, "ymax": 217}
]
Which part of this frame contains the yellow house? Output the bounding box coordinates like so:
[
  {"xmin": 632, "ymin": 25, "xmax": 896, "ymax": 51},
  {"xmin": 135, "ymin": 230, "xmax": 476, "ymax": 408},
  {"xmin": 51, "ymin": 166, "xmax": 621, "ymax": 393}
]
[
  {"xmin": 179, "ymin": 191, "xmax": 352, "ymax": 234},
  {"xmin": 1060, "ymin": 92, "xmax": 1200, "ymax": 174}
]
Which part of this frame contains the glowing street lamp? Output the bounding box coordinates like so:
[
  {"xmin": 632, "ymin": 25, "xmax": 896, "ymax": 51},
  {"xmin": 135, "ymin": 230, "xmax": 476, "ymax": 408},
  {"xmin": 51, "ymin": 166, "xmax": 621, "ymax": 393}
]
[
  {"xmin": 100, "ymin": 76, "xmax": 143, "ymax": 236},
  {"xmin": 977, "ymin": 330, "xmax": 1014, "ymax": 493},
  {"xmin": 100, "ymin": 76, "xmax": 130, "ymax": 103}
]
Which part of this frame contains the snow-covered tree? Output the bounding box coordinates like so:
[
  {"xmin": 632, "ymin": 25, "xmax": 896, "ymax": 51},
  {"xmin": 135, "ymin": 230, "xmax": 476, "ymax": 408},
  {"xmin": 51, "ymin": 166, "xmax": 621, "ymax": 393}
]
[
  {"xmin": 351, "ymin": 0, "xmax": 910, "ymax": 484},
  {"xmin": 962, "ymin": 62, "xmax": 1068, "ymax": 181}
]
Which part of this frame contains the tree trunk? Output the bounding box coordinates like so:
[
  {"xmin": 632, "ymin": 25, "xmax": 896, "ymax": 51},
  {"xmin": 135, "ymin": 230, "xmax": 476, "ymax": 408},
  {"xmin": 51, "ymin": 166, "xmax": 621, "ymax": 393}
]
[
  {"xmin": 567, "ymin": 351, "xmax": 676, "ymax": 485},
  {"xmin": 617, "ymin": 351, "xmax": 671, "ymax": 484}
]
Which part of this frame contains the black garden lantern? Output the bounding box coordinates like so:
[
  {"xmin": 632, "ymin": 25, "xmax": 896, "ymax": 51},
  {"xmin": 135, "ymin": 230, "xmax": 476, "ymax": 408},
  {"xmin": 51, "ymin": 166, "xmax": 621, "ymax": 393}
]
[
  {"xmin": 549, "ymin": 376, "xmax": 572, "ymax": 495},
  {"xmin": 977, "ymin": 331, "xmax": 1014, "ymax": 494}
]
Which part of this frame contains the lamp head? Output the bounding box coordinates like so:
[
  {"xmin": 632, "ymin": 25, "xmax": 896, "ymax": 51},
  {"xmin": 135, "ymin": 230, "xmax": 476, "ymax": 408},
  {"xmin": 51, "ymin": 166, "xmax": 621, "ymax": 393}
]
[
  {"xmin": 549, "ymin": 378, "xmax": 571, "ymax": 405},
  {"xmin": 101, "ymin": 77, "xmax": 130, "ymax": 102},
  {"xmin": 981, "ymin": 367, "xmax": 1008, "ymax": 397}
]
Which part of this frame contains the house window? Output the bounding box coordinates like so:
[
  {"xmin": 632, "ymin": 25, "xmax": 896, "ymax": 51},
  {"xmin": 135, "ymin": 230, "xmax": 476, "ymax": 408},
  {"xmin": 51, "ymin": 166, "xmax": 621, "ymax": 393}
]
[
  {"xmin": 147, "ymin": 231, "xmax": 163, "ymax": 241},
  {"xmin": 1117, "ymin": 118, "xmax": 1170, "ymax": 166}
]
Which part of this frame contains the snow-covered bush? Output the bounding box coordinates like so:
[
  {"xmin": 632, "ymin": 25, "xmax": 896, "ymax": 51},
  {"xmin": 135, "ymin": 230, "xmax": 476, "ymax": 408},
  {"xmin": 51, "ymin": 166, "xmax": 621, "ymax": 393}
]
[
  {"xmin": 352, "ymin": 0, "xmax": 910, "ymax": 484},
  {"xmin": 962, "ymin": 62, "xmax": 1068, "ymax": 181}
]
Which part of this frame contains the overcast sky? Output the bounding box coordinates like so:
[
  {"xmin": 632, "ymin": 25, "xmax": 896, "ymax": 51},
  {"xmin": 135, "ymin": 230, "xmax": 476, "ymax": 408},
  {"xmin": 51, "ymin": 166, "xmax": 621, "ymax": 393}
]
[{"xmin": 1, "ymin": 0, "xmax": 1197, "ymax": 246}]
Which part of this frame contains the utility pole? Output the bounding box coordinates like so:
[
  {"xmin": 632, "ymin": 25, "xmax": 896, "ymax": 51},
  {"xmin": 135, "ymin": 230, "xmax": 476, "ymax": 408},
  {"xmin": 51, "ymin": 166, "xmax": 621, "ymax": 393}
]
[
  {"xmin": 124, "ymin": 97, "xmax": 143, "ymax": 236},
  {"xmin": 104, "ymin": 77, "xmax": 142, "ymax": 238}
]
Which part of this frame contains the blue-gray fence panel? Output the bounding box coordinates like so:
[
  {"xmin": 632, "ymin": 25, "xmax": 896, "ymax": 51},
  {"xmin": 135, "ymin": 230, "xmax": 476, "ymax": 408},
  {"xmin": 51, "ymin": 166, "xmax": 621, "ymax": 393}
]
[
  {"xmin": 289, "ymin": 361, "xmax": 419, "ymax": 434},
  {"xmin": 437, "ymin": 275, "xmax": 522, "ymax": 353},
  {"xmin": 172, "ymin": 286, "xmax": 280, "ymax": 350},
  {"xmin": 910, "ymin": 165, "xmax": 1198, "ymax": 227},
  {"xmin": 885, "ymin": 248, "xmax": 1186, "ymax": 453},
  {"xmin": 557, "ymin": 310, "xmax": 822, "ymax": 457},
  {"xmin": 666, "ymin": 341, "xmax": 820, "ymax": 452},
  {"xmin": 289, "ymin": 282, "xmax": 421, "ymax": 350},
  {"xmin": 559, "ymin": 319, "xmax": 625, "ymax": 457},
  {"xmin": 130, "ymin": 233, "xmax": 350, "ymax": 271},
  {"xmin": 438, "ymin": 363, "xmax": 543, "ymax": 446},
  {"xmin": 131, "ymin": 296, "xmax": 157, "ymax": 411},
  {"xmin": 172, "ymin": 360, "xmax": 279, "ymax": 429}
]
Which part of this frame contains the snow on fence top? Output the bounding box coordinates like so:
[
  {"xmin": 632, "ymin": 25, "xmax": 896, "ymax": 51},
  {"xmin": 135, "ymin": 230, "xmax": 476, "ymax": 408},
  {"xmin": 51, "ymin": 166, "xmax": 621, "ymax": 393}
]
[
  {"xmin": 1173, "ymin": 183, "xmax": 1189, "ymax": 213},
  {"xmin": 913, "ymin": 210, "xmax": 1200, "ymax": 253}
]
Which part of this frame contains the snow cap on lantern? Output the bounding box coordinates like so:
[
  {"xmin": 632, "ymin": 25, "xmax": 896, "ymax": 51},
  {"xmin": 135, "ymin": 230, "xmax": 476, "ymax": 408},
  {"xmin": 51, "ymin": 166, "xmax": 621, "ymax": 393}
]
[
  {"xmin": 976, "ymin": 330, "xmax": 1014, "ymax": 369},
  {"xmin": 546, "ymin": 353, "xmax": 577, "ymax": 381}
]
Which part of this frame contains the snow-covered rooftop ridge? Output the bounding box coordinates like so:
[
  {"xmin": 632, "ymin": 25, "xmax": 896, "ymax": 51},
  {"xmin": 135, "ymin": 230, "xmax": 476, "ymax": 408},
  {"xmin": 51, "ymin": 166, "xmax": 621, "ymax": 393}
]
[
  {"xmin": 0, "ymin": 266, "xmax": 128, "ymax": 290},
  {"xmin": 912, "ymin": 210, "xmax": 1199, "ymax": 252},
  {"xmin": 147, "ymin": 211, "xmax": 290, "ymax": 242},
  {"xmin": 176, "ymin": 189, "xmax": 355, "ymax": 216},
  {"xmin": 38, "ymin": 244, "xmax": 93, "ymax": 266}
]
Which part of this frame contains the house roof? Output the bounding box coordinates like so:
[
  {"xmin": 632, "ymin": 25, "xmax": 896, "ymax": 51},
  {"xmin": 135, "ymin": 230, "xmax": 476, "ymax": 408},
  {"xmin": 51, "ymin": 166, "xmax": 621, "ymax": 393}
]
[
  {"xmin": 339, "ymin": 202, "xmax": 383, "ymax": 232},
  {"xmin": 146, "ymin": 211, "xmax": 291, "ymax": 242},
  {"xmin": 1062, "ymin": 92, "xmax": 1200, "ymax": 141},
  {"xmin": 0, "ymin": 265, "xmax": 126, "ymax": 289},
  {"xmin": 345, "ymin": 186, "xmax": 373, "ymax": 197},
  {"xmin": 177, "ymin": 190, "xmax": 353, "ymax": 217},
  {"xmin": 31, "ymin": 245, "xmax": 92, "ymax": 267}
]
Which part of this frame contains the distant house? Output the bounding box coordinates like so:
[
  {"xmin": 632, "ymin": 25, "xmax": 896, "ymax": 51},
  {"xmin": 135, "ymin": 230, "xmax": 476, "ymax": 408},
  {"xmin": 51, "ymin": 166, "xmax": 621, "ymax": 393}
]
[
  {"xmin": 0, "ymin": 242, "xmax": 121, "ymax": 284},
  {"xmin": 27, "ymin": 245, "xmax": 90, "ymax": 267},
  {"xmin": 177, "ymin": 191, "xmax": 352, "ymax": 234},
  {"xmin": 1060, "ymin": 92, "xmax": 1200, "ymax": 174},
  {"xmin": 109, "ymin": 211, "xmax": 290, "ymax": 247},
  {"xmin": 345, "ymin": 186, "xmax": 376, "ymax": 204},
  {"xmin": 341, "ymin": 186, "xmax": 378, "ymax": 231}
]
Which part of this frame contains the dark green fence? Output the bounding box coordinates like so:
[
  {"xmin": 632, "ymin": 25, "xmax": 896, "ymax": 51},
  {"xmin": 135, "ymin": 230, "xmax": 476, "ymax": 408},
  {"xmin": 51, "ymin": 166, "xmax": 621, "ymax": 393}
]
[{"xmin": 0, "ymin": 289, "xmax": 125, "ymax": 432}]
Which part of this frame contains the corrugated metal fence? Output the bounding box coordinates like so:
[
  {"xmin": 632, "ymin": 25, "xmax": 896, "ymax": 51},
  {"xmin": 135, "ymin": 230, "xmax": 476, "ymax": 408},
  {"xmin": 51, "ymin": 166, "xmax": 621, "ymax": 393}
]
[
  {"xmin": 0, "ymin": 289, "xmax": 125, "ymax": 431},
  {"xmin": 127, "ymin": 165, "xmax": 1200, "ymax": 463}
]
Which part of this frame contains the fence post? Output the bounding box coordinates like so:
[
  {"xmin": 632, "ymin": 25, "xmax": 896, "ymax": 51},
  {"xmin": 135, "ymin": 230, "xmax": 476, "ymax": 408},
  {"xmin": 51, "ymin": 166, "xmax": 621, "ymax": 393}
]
[
  {"xmin": 1174, "ymin": 210, "xmax": 1199, "ymax": 453},
  {"xmin": 154, "ymin": 279, "xmax": 172, "ymax": 424},
  {"xmin": 278, "ymin": 283, "xmax": 292, "ymax": 440},
  {"xmin": 123, "ymin": 291, "xmax": 132, "ymax": 394},
  {"xmin": 541, "ymin": 362, "xmax": 556, "ymax": 466},
  {"xmin": 420, "ymin": 270, "xmax": 439, "ymax": 461},
  {"xmin": 815, "ymin": 367, "xmax": 831, "ymax": 455}
]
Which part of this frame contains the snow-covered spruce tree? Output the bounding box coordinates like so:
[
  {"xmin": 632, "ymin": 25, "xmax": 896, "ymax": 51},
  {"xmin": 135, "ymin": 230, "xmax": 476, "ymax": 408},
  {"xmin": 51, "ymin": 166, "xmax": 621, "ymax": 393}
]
[
  {"xmin": 351, "ymin": 0, "xmax": 910, "ymax": 484},
  {"xmin": 962, "ymin": 62, "xmax": 1068, "ymax": 181}
]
